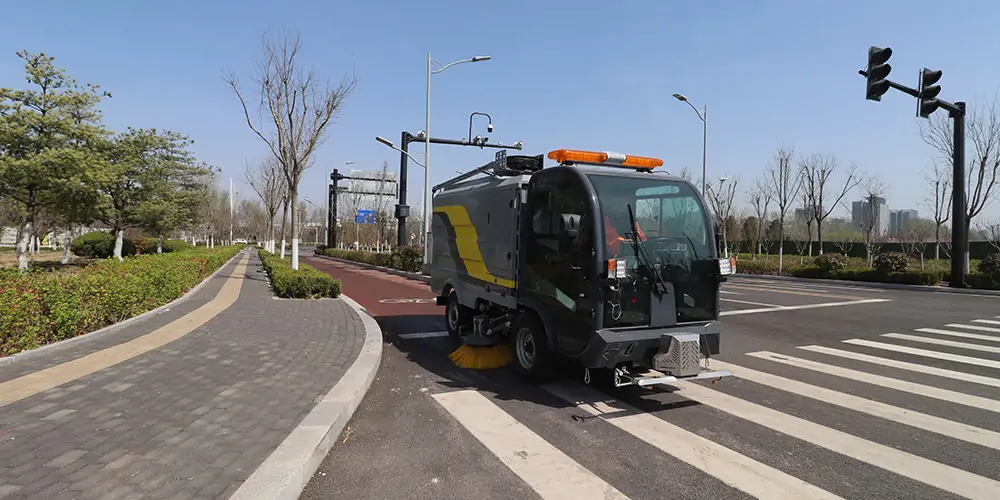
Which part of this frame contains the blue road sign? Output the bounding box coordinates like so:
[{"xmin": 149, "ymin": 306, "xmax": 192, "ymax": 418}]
[{"xmin": 355, "ymin": 209, "xmax": 376, "ymax": 225}]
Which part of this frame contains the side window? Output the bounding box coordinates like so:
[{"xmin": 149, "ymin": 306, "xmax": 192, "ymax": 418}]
[{"xmin": 660, "ymin": 194, "xmax": 708, "ymax": 246}]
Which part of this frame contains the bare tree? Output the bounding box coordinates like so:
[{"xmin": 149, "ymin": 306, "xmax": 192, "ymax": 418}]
[
  {"xmin": 789, "ymin": 215, "xmax": 810, "ymax": 265},
  {"xmin": 832, "ymin": 231, "xmax": 855, "ymax": 256},
  {"xmin": 800, "ymin": 153, "xmax": 862, "ymax": 256},
  {"xmin": 851, "ymin": 175, "xmax": 889, "ymax": 266},
  {"xmin": 976, "ymin": 218, "xmax": 1000, "ymax": 253},
  {"xmin": 765, "ymin": 147, "xmax": 802, "ymax": 273},
  {"xmin": 902, "ymin": 218, "xmax": 936, "ymax": 269},
  {"xmin": 798, "ymin": 191, "xmax": 816, "ymax": 257},
  {"xmin": 225, "ymin": 30, "xmax": 357, "ymax": 269},
  {"xmin": 705, "ymin": 176, "xmax": 738, "ymax": 257},
  {"xmin": 919, "ymin": 93, "xmax": 1000, "ymax": 270},
  {"xmin": 244, "ymin": 156, "xmax": 285, "ymax": 253},
  {"xmin": 747, "ymin": 176, "xmax": 773, "ymax": 257},
  {"xmin": 921, "ymin": 161, "xmax": 952, "ymax": 260}
]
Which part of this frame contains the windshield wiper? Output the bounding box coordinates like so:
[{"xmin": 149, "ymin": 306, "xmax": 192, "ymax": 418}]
[{"xmin": 627, "ymin": 204, "xmax": 669, "ymax": 297}]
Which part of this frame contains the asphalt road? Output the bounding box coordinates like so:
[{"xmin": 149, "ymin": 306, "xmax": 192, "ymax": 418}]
[{"xmin": 299, "ymin": 253, "xmax": 1000, "ymax": 500}]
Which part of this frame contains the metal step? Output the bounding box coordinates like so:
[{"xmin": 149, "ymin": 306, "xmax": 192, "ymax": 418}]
[{"xmin": 614, "ymin": 367, "xmax": 733, "ymax": 388}]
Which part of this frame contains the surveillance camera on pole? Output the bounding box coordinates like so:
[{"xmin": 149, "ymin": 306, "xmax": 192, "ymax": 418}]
[
  {"xmin": 917, "ymin": 68, "xmax": 943, "ymax": 119},
  {"xmin": 865, "ymin": 46, "xmax": 893, "ymax": 101}
]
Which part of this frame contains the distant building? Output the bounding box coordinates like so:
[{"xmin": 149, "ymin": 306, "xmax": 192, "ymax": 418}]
[
  {"xmin": 852, "ymin": 196, "xmax": 889, "ymax": 237},
  {"xmin": 889, "ymin": 209, "xmax": 919, "ymax": 237},
  {"xmin": 794, "ymin": 205, "xmax": 818, "ymax": 221}
]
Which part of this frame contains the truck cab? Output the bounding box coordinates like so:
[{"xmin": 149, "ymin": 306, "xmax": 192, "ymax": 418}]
[{"xmin": 432, "ymin": 148, "xmax": 734, "ymax": 388}]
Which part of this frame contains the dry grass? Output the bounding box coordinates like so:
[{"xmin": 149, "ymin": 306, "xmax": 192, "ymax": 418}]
[{"xmin": 0, "ymin": 249, "xmax": 94, "ymax": 273}]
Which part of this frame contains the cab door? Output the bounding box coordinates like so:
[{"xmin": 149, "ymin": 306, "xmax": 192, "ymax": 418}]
[{"xmin": 519, "ymin": 168, "xmax": 597, "ymax": 355}]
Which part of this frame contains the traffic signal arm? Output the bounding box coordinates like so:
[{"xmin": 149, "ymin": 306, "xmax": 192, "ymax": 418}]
[
  {"xmin": 858, "ymin": 69, "xmax": 963, "ymax": 116},
  {"xmin": 858, "ymin": 69, "xmax": 919, "ymax": 98}
]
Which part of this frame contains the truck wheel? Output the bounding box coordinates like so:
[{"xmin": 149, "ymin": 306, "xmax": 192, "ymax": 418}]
[
  {"xmin": 511, "ymin": 313, "xmax": 553, "ymax": 383},
  {"xmin": 445, "ymin": 290, "xmax": 472, "ymax": 341}
]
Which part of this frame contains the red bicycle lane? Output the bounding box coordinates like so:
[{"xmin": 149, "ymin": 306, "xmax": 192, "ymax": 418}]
[{"xmin": 302, "ymin": 255, "xmax": 448, "ymax": 338}]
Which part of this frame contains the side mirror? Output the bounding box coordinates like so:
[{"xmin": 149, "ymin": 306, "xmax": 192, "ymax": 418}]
[{"xmin": 558, "ymin": 213, "xmax": 581, "ymax": 238}]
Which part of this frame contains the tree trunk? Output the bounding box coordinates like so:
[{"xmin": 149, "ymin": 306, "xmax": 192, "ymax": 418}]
[
  {"xmin": 806, "ymin": 221, "xmax": 814, "ymax": 257},
  {"xmin": 777, "ymin": 216, "xmax": 785, "ymax": 275},
  {"xmin": 934, "ymin": 224, "xmax": 941, "ymax": 260},
  {"xmin": 279, "ymin": 200, "xmax": 288, "ymax": 259},
  {"xmin": 60, "ymin": 224, "xmax": 73, "ymax": 264},
  {"xmin": 964, "ymin": 216, "xmax": 972, "ymax": 274},
  {"xmin": 817, "ymin": 221, "xmax": 824, "ymax": 255},
  {"xmin": 290, "ymin": 185, "xmax": 300, "ymax": 270},
  {"xmin": 157, "ymin": 234, "xmax": 164, "ymax": 253},
  {"xmin": 16, "ymin": 217, "xmax": 32, "ymax": 271},
  {"xmin": 114, "ymin": 229, "xmax": 125, "ymax": 261}
]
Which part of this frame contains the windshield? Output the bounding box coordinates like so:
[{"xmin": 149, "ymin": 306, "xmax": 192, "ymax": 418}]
[{"xmin": 586, "ymin": 173, "xmax": 716, "ymax": 326}]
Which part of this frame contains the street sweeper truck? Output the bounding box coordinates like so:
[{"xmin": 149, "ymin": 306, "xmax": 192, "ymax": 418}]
[{"xmin": 430, "ymin": 148, "xmax": 735, "ymax": 388}]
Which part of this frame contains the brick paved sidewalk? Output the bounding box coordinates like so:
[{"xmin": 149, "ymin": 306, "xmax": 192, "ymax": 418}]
[{"xmin": 0, "ymin": 250, "xmax": 367, "ymax": 500}]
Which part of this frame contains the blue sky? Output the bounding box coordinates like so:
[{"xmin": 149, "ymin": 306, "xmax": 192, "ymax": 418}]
[{"xmin": 3, "ymin": 0, "xmax": 999, "ymax": 221}]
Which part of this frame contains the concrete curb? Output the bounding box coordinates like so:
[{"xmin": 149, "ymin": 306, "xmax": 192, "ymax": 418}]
[
  {"xmin": 228, "ymin": 292, "xmax": 384, "ymax": 500},
  {"xmin": 312, "ymin": 253, "xmax": 431, "ymax": 284},
  {"xmin": 0, "ymin": 248, "xmax": 248, "ymax": 367},
  {"xmin": 734, "ymin": 272, "xmax": 1000, "ymax": 296}
]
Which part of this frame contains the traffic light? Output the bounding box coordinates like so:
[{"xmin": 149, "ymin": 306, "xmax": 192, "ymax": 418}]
[
  {"xmin": 917, "ymin": 68, "xmax": 943, "ymax": 118},
  {"xmin": 865, "ymin": 46, "xmax": 893, "ymax": 101}
]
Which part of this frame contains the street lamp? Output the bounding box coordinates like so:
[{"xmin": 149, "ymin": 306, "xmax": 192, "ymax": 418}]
[
  {"xmin": 424, "ymin": 52, "xmax": 492, "ymax": 265},
  {"xmin": 672, "ymin": 93, "xmax": 708, "ymax": 197}
]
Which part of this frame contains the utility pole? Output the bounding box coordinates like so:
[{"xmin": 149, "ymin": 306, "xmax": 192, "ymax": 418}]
[
  {"xmin": 229, "ymin": 177, "xmax": 234, "ymax": 245},
  {"xmin": 859, "ymin": 45, "xmax": 967, "ymax": 287}
]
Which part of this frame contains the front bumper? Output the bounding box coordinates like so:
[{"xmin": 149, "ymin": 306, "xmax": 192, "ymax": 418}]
[{"xmin": 577, "ymin": 321, "xmax": 721, "ymax": 370}]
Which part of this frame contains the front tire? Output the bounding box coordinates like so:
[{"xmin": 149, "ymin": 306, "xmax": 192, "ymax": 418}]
[{"xmin": 510, "ymin": 313, "xmax": 553, "ymax": 383}]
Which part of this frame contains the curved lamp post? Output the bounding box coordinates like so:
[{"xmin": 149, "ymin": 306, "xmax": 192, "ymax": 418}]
[
  {"xmin": 423, "ymin": 53, "xmax": 491, "ymax": 263},
  {"xmin": 672, "ymin": 93, "xmax": 707, "ymax": 196}
]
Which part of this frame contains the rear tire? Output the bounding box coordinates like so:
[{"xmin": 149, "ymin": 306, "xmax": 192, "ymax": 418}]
[
  {"xmin": 445, "ymin": 290, "xmax": 473, "ymax": 342},
  {"xmin": 510, "ymin": 313, "xmax": 553, "ymax": 383}
]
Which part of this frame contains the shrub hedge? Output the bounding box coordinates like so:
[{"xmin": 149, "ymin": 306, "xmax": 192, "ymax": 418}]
[
  {"xmin": 132, "ymin": 236, "xmax": 194, "ymax": 255},
  {"xmin": 71, "ymin": 230, "xmax": 136, "ymax": 258},
  {"xmin": 258, "ymin": 250, "xmax": 341, "ymax": 299},
  {"xmin": 0, "ymin": 245, "xmax": 242, "ymax": 358},
  {"xmin": 735, "ymin": 251, "xmax": 1000, "ymax": 290},
  {"xmin": 316, "ymin": 245, "xmax": 423, "ymax": 274}
]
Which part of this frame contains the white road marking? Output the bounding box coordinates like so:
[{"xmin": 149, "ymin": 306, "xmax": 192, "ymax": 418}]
[
  {"xmin": 799, "ymin": 345, "xmax": 1000, "ymax": 389},
  {"xmin": 431, "ymin": 389, "xmax": 632, "ymax": 500},
  {"xmin": 732, "ymin": 278, "xmax": 886, "ymax": 293},
  {"xmin": 974, "ymin": 319, "xmax": 1000, "ymax": 326},
  {"xmin": 916, "ymin": 327, "xmax": 1000, "ymax": 343},
  {"xmin": 842, "ymin": 339, "xmax": 1000, "ymax": 370},
  {"xmin": 541, "ymin": 382, "xmax": 844, "ymax": 500},
  {"xmin": 672, "ymin": 383, "xmax": 1000, "ymax": 499},
  {"xmin": 720, "ymin": 298, "xmax": 890, "ymax": 316},
  {"xmin": 714, "ymin": 359, "xmax": 1000, "ymax": 447},
  {"xmin": 398, "ymin": 331, "xmax": 449, "ymax": 340},
  {"xmin": 721, "ymin": 298, "xmax": 783, "ymax": 308},
  {"xmin": 882, "ymin": 333, "xmax": 1000, "ymax": 354},
  {"xmin": 752, "ymin": 350, "xmax": 1000, "ymax": 411},
  {"xmin": 949, "ymin": 323, "xmax": 1000, "ymax": 333},
  {"xmin": 719, "ymin": 290, "xmax": 742, "ymax": 295}
]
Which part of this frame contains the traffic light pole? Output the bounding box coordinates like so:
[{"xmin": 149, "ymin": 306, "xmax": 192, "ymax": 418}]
[
  {"xmin": 859, "ymin": 65, "xmax": 968, "ymax": 288},
  {"xmin": 391, "ymin": 130, "xmax": 524, "ymax": 248},
  {"xmin": 951, "ymin": 102, "xmax": 967, "ymax": 288}
]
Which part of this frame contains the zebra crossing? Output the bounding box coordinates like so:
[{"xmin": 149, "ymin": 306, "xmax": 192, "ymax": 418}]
[{"xmin": 427, "ymin": 315, "xmax": 1000, "ymax": 500}]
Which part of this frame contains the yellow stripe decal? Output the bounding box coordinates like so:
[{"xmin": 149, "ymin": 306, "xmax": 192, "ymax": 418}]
[{"xmin": 434, "ymin": 205, "xmax": 516, "ymax": 288}]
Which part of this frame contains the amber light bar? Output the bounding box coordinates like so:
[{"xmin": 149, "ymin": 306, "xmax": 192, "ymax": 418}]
[{"xmin": 547, "ymin": 148, "xmax": 664, "ymax": 169}]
